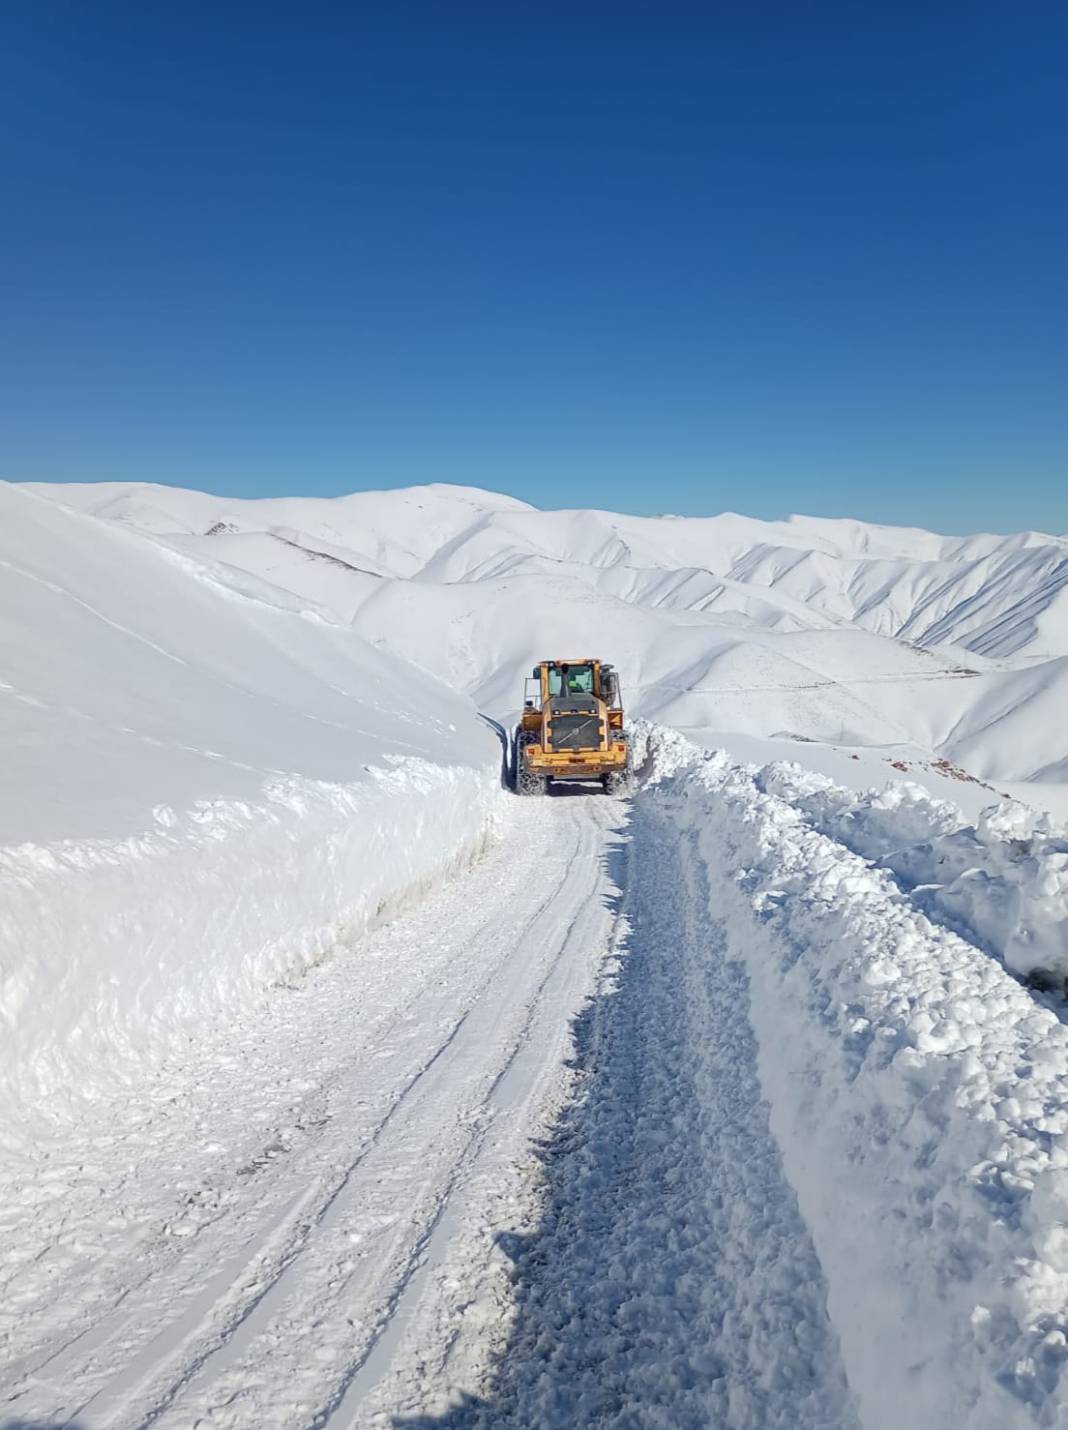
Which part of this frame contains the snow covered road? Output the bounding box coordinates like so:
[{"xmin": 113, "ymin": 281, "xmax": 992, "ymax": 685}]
[
  {"xmin": 433, "ymin": 796, "xmax": 856, "ymax": 1429},
  {"xmin": 2, "ymin": 796, "xmax": 620, "ymax": 1428},
  {"xmin": 1, "ymin": 776, "xmax": 857, "ymax": 1430},
  {"xmin": 9, "ymin": 741, "xmax": 1068, "ymax": 1428}
]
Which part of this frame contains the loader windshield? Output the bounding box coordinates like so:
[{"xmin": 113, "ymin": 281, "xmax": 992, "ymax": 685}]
[{"xmin": 547, "ymin": 663, "xmax": 595, "ymax": 697}]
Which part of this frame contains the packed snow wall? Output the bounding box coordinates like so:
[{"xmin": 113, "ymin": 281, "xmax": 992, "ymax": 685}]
[
  {"xmin": 640, "ymin": 726, "xmax": 1068, "ymax": 1429},
  {"xmin": 0, "ymin": 485, "xmax": 504, "ymax": 1154}
]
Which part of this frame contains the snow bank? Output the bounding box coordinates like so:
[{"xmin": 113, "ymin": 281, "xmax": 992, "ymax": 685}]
[
  {"xmin": 0, "ymin": 762, "xmax": 500, "ymax": 1155},
  {"xmin": 0, "ymin": 484, "xmax": 503, "ymax": 1156},
  {"xmin": 755, "ymin": 763, "xmax": 1068, "ymax": 987},
  {"xmin": 642, "ymin": 727, "xmax": 1068, "ymax": 1428}
]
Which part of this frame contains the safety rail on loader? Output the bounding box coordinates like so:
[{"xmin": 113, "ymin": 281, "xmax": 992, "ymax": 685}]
[{"xmin": 513, "ymin": 658, "xmax": 632, "ymax": 796}]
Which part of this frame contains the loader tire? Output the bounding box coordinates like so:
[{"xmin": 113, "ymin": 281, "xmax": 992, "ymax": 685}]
[
  {"xmin": 514, "ymin": 732, "xmax": 547, "ymax": 796},
  {"xmin": 603, "ymin": 766, "xmax": 634, "ymax": 797},
  {"xmin": 519, "ymin": 769, "xmax": 548, "ymax": 796}
]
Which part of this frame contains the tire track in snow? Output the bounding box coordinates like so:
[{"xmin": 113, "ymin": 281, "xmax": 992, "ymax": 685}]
[
  {"xmin": 316, "ymin": 805, "xmax": 619, "ymax": 1426},
  {"xmin": 5, "ymin": 796, "xmax": 621, "ymax": 1429},
  {"xmin": 134, "ymin": 804, "xmax": 610, "ymax": 1430},
  {"xmin": 406, "ymin": 796, "xmax": 858, "ymax": 1429}
]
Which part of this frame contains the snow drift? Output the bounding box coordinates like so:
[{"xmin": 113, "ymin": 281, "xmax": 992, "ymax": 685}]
[
  {"xmin": 755, "ymin": 764, "xmax": 1068, "ymax": 988},
  {"xmin": 642, "ymin": 726, "xmax": 1068, "ymax": 1428},
  {"xmin": 0, "ymin": 483, "xmax": 502, "ymax": 1153}
]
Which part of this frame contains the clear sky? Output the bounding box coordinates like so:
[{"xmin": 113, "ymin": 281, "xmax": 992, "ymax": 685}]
[{"xmin": 3, "ymin": 3, "xmax": 1066, "ymax": 533}]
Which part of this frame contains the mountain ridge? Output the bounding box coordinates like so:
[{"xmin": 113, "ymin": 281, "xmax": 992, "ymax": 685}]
[{"xmin": 19, "ymin": 478, "xmax": 1068, "ymax": 798}]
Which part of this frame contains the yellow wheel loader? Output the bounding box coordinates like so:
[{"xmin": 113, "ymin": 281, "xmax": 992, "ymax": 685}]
[{"xmin": 513, "ymin": 659, "xmax": 632, "ymax": 796}]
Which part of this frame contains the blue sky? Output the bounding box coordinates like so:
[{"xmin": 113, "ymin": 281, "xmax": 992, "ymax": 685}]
[{"xmin": 3, "ymin": 3, "xmax": 1065, "ymax": 532}]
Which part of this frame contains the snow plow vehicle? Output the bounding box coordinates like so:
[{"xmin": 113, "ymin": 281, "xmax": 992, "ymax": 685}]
[{"xmin": 514, "ymin": 659, "xmax": 632, "ymax": 796}]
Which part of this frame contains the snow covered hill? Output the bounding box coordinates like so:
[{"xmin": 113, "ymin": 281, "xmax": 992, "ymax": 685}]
[
  {"xmin": 0, "ymin": 482, "xmax": 502, "ymax": 1151},
  {"xmin": 31, "ymin": 477, "xmax": 1068, "ymax": 657},
  {"xmin": 5, "ymin": 476, "xmax": 1068, "ymax": 1428},
  {"xmin": 26, "ymin": 478, "xmax": 1068, "ymax": 804}
]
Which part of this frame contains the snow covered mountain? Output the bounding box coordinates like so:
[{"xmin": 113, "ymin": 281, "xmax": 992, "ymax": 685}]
[
  {"xmin": 26, "ymin": 478, "xmax": 1068, "ymax": 800},
  {"xmin": 5, "ymin": 476, "xmax": 1068, "ymax": 1428},
  {"xmin": 31, "ymin": 477, "xmax": 1068, "ymax": 656}
]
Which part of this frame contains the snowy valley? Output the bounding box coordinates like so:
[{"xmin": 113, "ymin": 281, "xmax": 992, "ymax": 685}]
[{"xmin": 3, "ymin": 477, "xmax": 1068, "ymax": 1428}]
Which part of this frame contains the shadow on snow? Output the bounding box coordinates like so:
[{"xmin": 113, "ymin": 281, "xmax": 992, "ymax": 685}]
[{"xmin": 394, "ymin": 800, "xmax": 854, "ymax": 1429}]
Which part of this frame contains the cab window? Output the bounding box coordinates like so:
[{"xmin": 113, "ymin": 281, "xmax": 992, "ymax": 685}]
[{"xmin": 548, "ymin": 663, "xmax": 595, "ymax": 696}]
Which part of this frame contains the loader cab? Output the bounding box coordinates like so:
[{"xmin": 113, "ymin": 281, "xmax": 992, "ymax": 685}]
[{"xmin": 524, "ymin": 660, "xmax": 621, "ymax": 712}]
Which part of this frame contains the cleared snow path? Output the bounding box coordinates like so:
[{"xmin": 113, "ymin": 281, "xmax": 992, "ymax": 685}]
[
  {"xmin": 0, "ymin": 778, "xmax": 861, "ymax": 1430},
  {"xmin": 402, "ymin": 798, "xmax": 857, "ymax": 1428},
  {"xmin": 2, "ymin": 796, "xmax": 619, "ymax": 1428}
]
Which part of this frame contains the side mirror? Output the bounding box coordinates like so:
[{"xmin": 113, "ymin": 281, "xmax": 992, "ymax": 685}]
[{"xmin": 531, "ymin": 666, "xmax": 540, "ymax": 679}]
